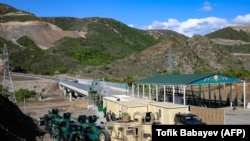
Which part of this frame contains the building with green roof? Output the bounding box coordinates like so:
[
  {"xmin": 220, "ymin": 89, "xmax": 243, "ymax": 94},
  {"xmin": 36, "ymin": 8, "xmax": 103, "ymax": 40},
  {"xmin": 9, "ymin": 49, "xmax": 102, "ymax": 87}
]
[{"xmin": 131, "ymin": 73, "xmax": 246, "ymax": 109}]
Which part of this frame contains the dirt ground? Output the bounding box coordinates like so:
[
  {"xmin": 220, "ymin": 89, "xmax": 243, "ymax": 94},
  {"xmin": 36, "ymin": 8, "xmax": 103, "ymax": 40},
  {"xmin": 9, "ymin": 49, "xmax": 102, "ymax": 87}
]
[
  {"xmin": 7, "ymin": 74, "xmax": 99, "ymax": 141},
  {"xmin": 18, "ymin": 95, "xmax": 100, "ymax": 141}
]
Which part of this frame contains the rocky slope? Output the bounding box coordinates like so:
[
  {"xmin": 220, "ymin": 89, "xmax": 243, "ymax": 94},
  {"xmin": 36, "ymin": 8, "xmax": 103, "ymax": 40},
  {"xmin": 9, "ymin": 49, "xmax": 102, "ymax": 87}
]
[
  {"xmin": 88, "ymin": 35, "xmax": 244, "ymax": 79},
  {"xmin": 0, "ymin": 20, "xmax": 87, "ymax": 48},
  {"xmin": 0, "ymin": 3, "xmax": 86, "ymax": 48}
]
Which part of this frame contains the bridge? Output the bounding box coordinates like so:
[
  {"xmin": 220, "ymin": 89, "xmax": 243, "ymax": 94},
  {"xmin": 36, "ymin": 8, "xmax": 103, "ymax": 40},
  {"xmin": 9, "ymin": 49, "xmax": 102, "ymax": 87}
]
[
  {"xmin": 8, "ymin": 72, "xmax": 130, "ymax": 102},
  {"xmin": 58, "ymin": 78, "xmax": 129, "ymax": 101}
]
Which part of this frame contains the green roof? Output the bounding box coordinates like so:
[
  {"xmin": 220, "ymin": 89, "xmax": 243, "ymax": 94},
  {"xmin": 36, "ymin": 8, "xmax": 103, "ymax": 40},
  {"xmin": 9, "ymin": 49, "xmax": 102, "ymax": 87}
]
[{"xmin": 134, "ymin": 73, "xmax": 243, "ymax": 85}]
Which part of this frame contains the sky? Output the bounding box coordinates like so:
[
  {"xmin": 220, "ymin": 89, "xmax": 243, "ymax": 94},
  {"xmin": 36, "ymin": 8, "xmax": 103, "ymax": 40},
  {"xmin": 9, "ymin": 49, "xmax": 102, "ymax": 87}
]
[{"xmin": 1, "ymin": 0, "xmax": 250, "ymax": 37}]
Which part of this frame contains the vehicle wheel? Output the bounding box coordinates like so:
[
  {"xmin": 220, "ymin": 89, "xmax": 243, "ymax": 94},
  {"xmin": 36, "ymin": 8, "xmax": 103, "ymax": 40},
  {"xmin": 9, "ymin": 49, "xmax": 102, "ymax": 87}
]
[
  {"xmin": 60, "ymin": 134, "xmax": 68, "ymax": 141},
  {"xmin": 98, "ymin": 130, "xmax": 110, "ymax": 141},
  {"xmin": 74, "ymin": 134, "xmax": 85, "ymax": 141}
]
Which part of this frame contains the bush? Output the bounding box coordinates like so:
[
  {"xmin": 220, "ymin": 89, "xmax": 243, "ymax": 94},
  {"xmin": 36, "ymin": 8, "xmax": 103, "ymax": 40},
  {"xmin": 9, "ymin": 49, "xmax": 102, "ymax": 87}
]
[{"xmin": 15, "ymin": 89, "xmax": 36, "ymax": 102}]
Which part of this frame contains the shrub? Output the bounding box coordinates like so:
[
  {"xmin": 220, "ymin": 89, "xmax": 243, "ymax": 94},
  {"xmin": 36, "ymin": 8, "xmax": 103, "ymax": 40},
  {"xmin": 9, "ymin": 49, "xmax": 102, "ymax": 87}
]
[{"xmin": 15, "ymin": 89, "xmax": 36, "ymax": 102}]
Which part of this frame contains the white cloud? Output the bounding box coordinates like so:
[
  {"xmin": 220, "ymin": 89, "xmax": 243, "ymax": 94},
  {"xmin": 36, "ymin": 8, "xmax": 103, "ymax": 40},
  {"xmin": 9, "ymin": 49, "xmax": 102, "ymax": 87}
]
[
  {"xmin": 201, "ymin": 1, "xmax": 212, "ymax": 12},
  {"xmin": 128, "ymin": 24, "xmax": 134, "ymax": 27},
  {"xmin": 138, "ymin": 14, "xmax": 250, "ymax": 37},
  {"xmin": 147, "ymin": 17, "xmax": 228, "ymax": 37},
  {"xmin": 128, "ymin": 13, "xmax": 250, "ymax": 37},
  {"xmin": 148, "ymin": 19, "xmax": 180, "ymax": 29},
  {"xmin": 233, "ymin": 14, "xmax": 250, "ymax": 25}
]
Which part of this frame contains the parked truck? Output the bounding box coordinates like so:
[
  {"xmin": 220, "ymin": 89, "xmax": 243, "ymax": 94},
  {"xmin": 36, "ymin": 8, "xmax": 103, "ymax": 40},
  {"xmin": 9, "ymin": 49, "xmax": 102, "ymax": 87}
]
[{"xmin": 102, "ymin": 111, "xmax": 160, "ymax": 141}]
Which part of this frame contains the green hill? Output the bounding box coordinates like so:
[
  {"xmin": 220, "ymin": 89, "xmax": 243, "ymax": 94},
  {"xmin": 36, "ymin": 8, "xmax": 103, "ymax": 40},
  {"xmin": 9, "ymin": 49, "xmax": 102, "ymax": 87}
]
[{"xmin": 205, "ymin": 27, "xmax": 250, "ymax": 42}]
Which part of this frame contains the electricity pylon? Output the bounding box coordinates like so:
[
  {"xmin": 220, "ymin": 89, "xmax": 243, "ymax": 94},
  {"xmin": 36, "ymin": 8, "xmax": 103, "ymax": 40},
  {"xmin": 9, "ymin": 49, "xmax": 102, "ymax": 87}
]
[
  {"xmin": 166, "ymin": 47, "xmax": 176, "ymax": 75},
  {"xmin": 2, "ymin": 44, "xmax": 16, "ymax": 103}
]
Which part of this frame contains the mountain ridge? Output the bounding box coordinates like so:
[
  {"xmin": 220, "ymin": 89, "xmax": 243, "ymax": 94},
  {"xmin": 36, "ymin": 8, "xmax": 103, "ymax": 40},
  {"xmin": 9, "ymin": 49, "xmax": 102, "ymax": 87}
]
[{"xmin": 1, "ymin": 3, "xmax": 250, "ymax": 81}]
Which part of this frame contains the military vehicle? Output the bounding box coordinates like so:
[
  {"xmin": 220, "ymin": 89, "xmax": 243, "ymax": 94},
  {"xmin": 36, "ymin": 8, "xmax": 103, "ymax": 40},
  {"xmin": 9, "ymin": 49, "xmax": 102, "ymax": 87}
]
[
  {"xmin": 59, "ymin": 122, "xmax": 85, "ymax": 141},
  {"xmin": 103, "ymin": 111, "xmax": 160, "ymax": 141},
  {"xmin": 38, "ymin": 109, "xmax": 110, "ymax": 141},
  {"xmin": 76, "ymin": 114, "xmax": 110, "ymax": 141},
  {"xmin": 38, "ymin": 108, "xmax": 62, "ymax": 131},
  {"xmin": 174, "ymin": 113, "xmax": 206, "ymax": 125}
]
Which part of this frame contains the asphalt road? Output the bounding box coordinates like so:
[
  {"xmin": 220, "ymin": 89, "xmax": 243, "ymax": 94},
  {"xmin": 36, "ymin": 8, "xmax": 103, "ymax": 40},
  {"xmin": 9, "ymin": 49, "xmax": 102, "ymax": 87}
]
[{"xmin": 224, "ymin": 108, "xmax": 250, "ymax": 125}]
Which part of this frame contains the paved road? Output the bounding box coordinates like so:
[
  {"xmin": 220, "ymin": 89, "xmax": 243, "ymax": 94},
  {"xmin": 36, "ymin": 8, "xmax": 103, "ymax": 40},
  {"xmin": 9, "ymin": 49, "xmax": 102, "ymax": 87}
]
[{"xmin": 224, "ymin": 108, "xmax": 250, "ymax": 125}]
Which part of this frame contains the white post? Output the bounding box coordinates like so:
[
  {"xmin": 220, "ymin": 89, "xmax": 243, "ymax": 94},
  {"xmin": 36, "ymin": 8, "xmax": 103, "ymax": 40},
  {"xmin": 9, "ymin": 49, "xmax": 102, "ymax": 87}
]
[
  {"xmin": 70, "ymin": 92, "xmax": 72, "ymax": 102},
  {"xmin": 183, "ymin": 86, "xmax": 186, "ymax": 105},
  {"xmin": 230, "ymin": 83, "xmax": 232, "ymax": 108},
  {"xmin": 149, "ymin": 84, "xmax": 151, "ymax": 100},
  {"xmin": 164, "ymin": 85, "xmax": 166, "ymax": 102},
  {"xmin": 172, "ymin": 85, "xmax": 175, "ymax": 104},
  {"xmin": 243, "ymin": 81, "xmax": 246, "ymax": 109},
  {"xmin": 64, "ymin": 89, "xmax": 67, "ymax": 96},
  {"xmin": 143, "ymin": 84, "xmax": 145, "ymax": 99},
  {"xmin": 132, "ymin": 83, "xmax": 134, "ymax": 97},
  {"xmin": 24, "ymin": 97, "xmax": 26, "ymax": 114},
  {"xmin": 126, "ymin": 84, "xmax": 129, "ymax": 95},
  {"xmin": 156, "ymin": 85, "xmax": 158, "ymax": 101},
  {"xmin": 137, "ymin": 84, "xmax": 139, "ymax": 98}
]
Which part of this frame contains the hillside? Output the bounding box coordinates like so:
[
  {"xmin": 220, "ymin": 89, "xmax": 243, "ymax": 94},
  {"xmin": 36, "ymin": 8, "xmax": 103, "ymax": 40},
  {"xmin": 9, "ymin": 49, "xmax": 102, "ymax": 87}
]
[
  {"xmin": 42, "ymin": 17, "xmax": 189, "ymax": 41},
  {"xmin": 205, "ymin": 26, "xmax": 250, "ymax": 71},
  {"xmin": 1, "ymin": 3, "xmax": 250, "ymax": 81},
  {"xmin": 0, "ymin": 3, "xmax": 86, "ymax": 48},
  {"xmin": 0, "ymin": 3, "xmax": 162, "ymax": 76},
  {"xmin": 205, "ymin": 26, "xmax": 250, "ymax": 42},
  {"xmin": 86, "ymin": 35, "xmax": 243, "ymax": 79}
]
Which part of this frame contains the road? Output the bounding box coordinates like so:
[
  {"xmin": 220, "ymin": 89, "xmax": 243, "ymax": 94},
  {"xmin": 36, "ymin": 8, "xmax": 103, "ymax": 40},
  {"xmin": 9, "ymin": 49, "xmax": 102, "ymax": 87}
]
[{"xmin": 224, "ymin": 108, "xmax": 250, "ymax": 125}]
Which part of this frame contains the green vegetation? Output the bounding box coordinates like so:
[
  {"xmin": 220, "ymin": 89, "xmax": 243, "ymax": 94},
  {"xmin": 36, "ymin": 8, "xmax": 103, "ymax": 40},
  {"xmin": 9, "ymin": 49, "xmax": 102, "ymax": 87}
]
[
  {"xmin": 17, "ymin": 36, "xmax": 43, "ymax": 51},
  {"xmin": 50, "ymin": 37, "xmax": 113, "ymax": 66},
  {"xmin": 194, "ymin": 67, "xmax": 214, "ymax": 74},
  {"xmin": 1, "ymin": 4, "xmax": 250, "ymax": 80},
  {"xmin": 205, "ymin": 27, "xmax": 250, "ymax": 42},
  {"xmin": 0, "ymin": 36, "xmax": 78, "ymax": 75},
  {"xmin": 0, "ymin": 3, "xmax": 37, "ymax": 22},
  {"xmin": 46, "ymin": 18, "xmax": 159, "ymax": 67},
  {"xmin": 15, "ymin": 88, "xmax": 36, "ymax": 102},
  {"xmin": 0, "ymin": 3, "xmax": 19, "ymax": 14},
  {"xmin": 0, "ymin": 15, "xmax": 39, "ymax": 22},
  {"xmin": 104, "ymin": 75, "xmax": 139, "ymax": 85},
  {"xmin": 0, "ymin": 16, "xmax": 159, "ymax": 75},
  {"xmin": 41, "ymin": 17, "xmax": 83, "ymax": 31},
  {"xmin": 222, "ymin": 68, "xmax": 250, "ymax": 80},
  {"xmin": 0, "ymin": 84, "xmax": 36, "ymax": 103},
  {"xmin": 220, "ymin": 44, "xmax": 250, "ymax": 53}
]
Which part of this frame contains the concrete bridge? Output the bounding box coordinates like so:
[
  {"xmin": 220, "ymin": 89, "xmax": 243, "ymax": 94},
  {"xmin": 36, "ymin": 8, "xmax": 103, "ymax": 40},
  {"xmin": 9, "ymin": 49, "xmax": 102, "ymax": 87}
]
[{"xmin": 58, "ymin": 79, "xmax": 129, "ymax": 101}]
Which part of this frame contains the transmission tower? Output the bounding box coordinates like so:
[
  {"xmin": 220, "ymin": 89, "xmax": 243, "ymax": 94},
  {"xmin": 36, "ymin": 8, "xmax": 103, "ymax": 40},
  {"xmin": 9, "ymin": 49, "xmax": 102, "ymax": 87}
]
[
  {"xmin": 166, "ymin": 47, "xmax": 176, "ymax": 75},
  {"xmin": 2, "ymin": 44, "xmax": 16, "ymax": 103}
]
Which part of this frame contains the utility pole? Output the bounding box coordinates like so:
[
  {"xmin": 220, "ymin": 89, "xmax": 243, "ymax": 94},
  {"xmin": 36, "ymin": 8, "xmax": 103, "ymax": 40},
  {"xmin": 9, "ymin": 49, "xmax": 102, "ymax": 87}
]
[
  {"xmin": 2, "ymin": 44, "xmax": 16, "ymax": 103},
  {"xmin": 166, "ymin": 47, "xmax": 176, "ymax": 75}
]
